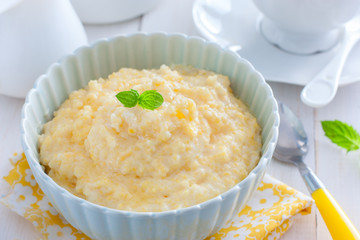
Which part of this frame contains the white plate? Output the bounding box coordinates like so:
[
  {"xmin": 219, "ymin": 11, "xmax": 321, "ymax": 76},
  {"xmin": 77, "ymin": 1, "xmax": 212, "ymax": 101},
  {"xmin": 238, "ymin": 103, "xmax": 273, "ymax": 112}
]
[{"xmin": 193, "ymin": 0, "xmax": 360, "ymax": 86}]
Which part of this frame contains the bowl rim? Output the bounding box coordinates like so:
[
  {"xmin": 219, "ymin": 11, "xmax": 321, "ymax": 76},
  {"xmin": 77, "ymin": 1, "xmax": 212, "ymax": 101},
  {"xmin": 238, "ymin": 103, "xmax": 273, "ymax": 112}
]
[{"xmin": 20, "ymin": 32, "xmax": 279, "ymax": 217}]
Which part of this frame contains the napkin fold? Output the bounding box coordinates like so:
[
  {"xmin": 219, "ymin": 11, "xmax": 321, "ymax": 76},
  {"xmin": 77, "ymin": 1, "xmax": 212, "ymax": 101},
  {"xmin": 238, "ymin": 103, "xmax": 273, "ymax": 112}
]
[{"xmin": 1, "ymin": 153, "xmax": 313, "ymax": 240}]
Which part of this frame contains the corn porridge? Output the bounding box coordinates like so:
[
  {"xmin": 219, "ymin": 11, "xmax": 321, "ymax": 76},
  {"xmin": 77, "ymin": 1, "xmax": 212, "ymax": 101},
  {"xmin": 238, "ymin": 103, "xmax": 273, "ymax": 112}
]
[{"xmin": 39, "ymin": 65, "xmax": 262, "ymax": 212}]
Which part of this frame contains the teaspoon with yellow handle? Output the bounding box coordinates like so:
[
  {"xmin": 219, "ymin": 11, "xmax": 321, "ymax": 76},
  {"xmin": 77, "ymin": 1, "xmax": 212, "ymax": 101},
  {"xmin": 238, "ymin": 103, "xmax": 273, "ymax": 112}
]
[{"xmin": 274, "ymin": 102, "xmax": 360, "ymax": 239}]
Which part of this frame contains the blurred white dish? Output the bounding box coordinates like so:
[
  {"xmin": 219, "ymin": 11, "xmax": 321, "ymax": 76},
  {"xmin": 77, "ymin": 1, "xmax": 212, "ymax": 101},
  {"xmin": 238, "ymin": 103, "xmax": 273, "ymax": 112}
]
[
  {"xmin": 193, "ymin": 0, "xmax": 360, "ymax": 86},
  {"xmin": 0, "ymin": 0, "xmax": 88, "ymax": 98},
  {"xmin": 70, "ymin": 0, "xmax": 160, "ymax": 24}
]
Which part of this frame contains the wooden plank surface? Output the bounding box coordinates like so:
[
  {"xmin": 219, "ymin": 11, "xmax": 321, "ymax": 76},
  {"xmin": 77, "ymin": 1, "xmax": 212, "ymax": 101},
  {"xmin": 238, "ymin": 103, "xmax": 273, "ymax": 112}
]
[
  {"xmin": 314, "ymin": 82, "xmax": 360, "ymax": 240},
  {"xmin": 267, "ymin": 83, "xmax": 317, "ymax": 240},
  {"xmin": 0, "ymin": 96, "xmax": 41, "ymax": 240}
]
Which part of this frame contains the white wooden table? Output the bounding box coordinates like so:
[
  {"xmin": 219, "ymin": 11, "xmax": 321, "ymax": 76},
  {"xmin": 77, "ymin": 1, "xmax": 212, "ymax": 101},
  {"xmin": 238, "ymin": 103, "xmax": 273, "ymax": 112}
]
[{"xmin": 1, "ymin": 0, "xmax": 360, "ymax": 239}]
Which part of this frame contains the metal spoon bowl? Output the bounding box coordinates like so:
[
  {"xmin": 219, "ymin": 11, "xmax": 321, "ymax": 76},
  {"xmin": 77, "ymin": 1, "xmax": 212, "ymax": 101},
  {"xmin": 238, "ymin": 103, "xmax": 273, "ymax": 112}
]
[
  {"xmin": 275, "ymin": 102, "xmax": 360, "ymax": 239},
  {"xmin": 274, "ymin": 103, "xmax": 308, "ymax": 163}
]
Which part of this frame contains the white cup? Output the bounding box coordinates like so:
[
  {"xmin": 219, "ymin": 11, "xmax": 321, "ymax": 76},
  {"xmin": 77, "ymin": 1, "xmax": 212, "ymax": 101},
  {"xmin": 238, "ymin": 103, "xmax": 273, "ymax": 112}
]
[
  {"xmin": 0, "ymin": 0, "xmax": 88, "ymax": 98},
  {"xmin": 253, "ymin": 0, "xmax": 360, "ymax": 54}
]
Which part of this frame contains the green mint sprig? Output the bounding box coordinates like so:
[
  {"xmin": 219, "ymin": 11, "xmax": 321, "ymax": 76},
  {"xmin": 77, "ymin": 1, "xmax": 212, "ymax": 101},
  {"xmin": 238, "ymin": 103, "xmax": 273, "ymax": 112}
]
[
  {"xmin": 321, "ymin": 120, "xmax": 360, "ymax": 152},
  {"xmin": 115, "ymin": 89, "xmax": 164, "ymax": 110}
]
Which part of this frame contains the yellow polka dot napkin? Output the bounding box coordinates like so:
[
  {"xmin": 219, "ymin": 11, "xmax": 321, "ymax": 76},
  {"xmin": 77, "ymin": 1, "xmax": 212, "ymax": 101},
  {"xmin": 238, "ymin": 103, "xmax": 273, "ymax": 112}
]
[{"xmin": 1, "ymin": 153, "xmax": 313, "ymax": 240}]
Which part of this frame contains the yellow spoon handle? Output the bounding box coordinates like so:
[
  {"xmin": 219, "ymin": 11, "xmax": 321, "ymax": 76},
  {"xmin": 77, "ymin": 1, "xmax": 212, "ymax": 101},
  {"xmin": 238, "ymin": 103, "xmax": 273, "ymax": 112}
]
[
  {"xmin": 312, "ymin": 188, "xmax": 360, "ymax": 240},
  {"xmin": 297, "ymin": 161, "xmax": 360, "ymax": 240}
]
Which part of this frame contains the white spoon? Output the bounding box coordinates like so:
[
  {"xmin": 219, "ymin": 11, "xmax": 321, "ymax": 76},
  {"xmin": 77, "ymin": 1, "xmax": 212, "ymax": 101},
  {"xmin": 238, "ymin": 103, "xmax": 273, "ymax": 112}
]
[{"xmin": 301, "ymin": 15, "xmax": 360, "ymax": 108}]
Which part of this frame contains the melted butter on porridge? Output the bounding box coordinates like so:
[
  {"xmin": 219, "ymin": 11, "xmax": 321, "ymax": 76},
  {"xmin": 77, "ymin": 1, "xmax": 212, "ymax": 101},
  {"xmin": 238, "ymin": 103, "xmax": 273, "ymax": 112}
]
[{"xmin": 39, "ymin": 65, "xmax": 262, "ymax": 212}]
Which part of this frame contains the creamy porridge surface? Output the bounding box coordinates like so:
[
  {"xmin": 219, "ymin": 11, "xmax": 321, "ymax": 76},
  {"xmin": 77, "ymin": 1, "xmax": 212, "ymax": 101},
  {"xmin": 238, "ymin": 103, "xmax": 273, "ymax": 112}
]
[{"xmin": 39, "ymin": 65, "xmax": 262, "ymax": 212}]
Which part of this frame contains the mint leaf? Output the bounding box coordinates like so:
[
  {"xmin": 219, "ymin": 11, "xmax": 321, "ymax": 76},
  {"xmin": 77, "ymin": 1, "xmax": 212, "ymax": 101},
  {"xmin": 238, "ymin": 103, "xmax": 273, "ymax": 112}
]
[
  {"xmin": 138, "ymin": 90, "xmax": 164, "ymax": 110},
  {"xmin": 115, "ymin": 89, "xmax": 163, "ymax": 110},
  {"xmin": 115, "ymin": 89, "xmax": 139, "ymax": 108},
  {"xmin": 321, "ymin": 120, "xmax": 360, "ymax": 152}
]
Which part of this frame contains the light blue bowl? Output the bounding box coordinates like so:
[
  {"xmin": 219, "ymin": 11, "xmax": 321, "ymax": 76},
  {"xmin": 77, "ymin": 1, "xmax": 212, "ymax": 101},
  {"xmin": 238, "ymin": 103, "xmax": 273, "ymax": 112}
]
[{"xmin": 21, "ymin": 33, "xmax": 279, "ymax": 240}]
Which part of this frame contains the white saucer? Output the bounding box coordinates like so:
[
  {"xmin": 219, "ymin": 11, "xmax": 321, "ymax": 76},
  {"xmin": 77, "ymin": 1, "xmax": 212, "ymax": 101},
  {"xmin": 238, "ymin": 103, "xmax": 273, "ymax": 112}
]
[{"xmin": 193, "ymin": 0, "xmax": 360, "ymax": 86}]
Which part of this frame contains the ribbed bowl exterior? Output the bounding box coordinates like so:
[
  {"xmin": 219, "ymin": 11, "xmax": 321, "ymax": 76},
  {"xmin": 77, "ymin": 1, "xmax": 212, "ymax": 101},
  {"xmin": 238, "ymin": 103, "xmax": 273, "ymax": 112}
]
[{"xmin": 21, "ymin": 33, "xmax": 279, "ymax": 240}]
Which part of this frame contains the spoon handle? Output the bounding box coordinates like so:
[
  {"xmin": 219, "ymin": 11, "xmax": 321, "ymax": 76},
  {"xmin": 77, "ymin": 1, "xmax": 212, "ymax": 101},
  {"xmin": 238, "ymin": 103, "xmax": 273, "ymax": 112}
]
[
  {"xmin": 300, "ymin": 32, "xmax": 359, "ymax": 108},
  {"xmin": 312, "ymin": 188, "xmax": 360, "ymax": 240},
  {"xmin": 298, "ymin": 163, "xmax": 360, "ymax": 239}
]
